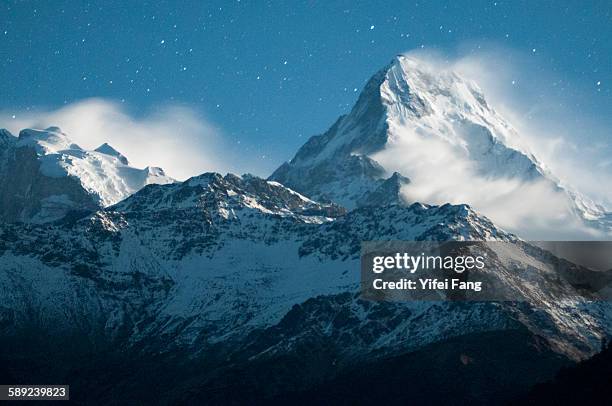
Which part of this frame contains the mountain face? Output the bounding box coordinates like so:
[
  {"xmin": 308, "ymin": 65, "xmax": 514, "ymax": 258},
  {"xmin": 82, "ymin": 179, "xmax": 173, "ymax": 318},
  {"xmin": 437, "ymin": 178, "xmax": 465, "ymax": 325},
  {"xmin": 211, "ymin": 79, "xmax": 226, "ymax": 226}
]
[
  {"xmin": 1, "ymin": 171, "xmax": 612, "ymax": 403},
  {"xmin": 0, "ymin": 173, "xmax": 514, "ymax": 347},
  {"xmin": 0, "ymin": 127, "xmax": 173, "ymax": 223},
  {"xmin": 270, "ymin": 55, "xmax": 611, "ymax": 234}
]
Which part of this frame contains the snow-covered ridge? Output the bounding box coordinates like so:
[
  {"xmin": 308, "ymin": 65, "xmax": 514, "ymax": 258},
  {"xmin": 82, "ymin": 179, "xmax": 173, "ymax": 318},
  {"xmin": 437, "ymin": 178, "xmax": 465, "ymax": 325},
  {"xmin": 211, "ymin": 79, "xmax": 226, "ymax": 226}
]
[
  {"xmin": 0, "ymin": 174, "xmax": 511, "ymax": 338},
  {"xmin": 112, "ymin": 171, "xmax": 345, "ymax": 222},
  {"xmin": 0, "ymin": 126, "xmax": 174, "ymax": 222}
]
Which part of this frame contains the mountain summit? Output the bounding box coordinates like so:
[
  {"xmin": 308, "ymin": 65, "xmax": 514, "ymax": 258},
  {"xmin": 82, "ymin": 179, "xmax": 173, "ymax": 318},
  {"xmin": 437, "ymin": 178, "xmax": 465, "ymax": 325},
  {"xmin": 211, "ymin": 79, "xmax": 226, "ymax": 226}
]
[{"xmin": 270, "ymin": 55, "xmax": 611, "ymax": 236}]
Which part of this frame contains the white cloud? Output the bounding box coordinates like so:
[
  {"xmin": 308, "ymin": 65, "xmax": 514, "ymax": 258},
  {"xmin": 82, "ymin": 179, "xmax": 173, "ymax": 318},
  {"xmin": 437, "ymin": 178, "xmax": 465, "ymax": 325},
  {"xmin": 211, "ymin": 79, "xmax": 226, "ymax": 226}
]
[
  {"xmin": 1, "ymin": 98, "xmax": 247, "ymax": 180},
  {"xmin": 372, "ymin": 126, "xmax": 601, "ymax": 240},
  {"xmin": 449, "ymin": 47, "xmax": 612, "ymax": 209}
]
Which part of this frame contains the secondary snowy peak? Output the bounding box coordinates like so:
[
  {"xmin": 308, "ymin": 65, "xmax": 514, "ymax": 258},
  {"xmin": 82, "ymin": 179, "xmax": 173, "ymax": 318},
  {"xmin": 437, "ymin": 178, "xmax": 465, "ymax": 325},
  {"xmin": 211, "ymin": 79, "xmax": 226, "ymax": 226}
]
[
  {"xmin": 95, "ymin": 142, "xmax": 129, "ymax": 165},
  {"xmin": 356, "ymin": 171, "xmax": 410, "ymax": 207},
  {"xmin": 270, "ymin": 55, "xmax": 610, "ymax": 235},
  {"xmin": 0, "ymin": 126, "xmax": 174, "ymax": 223}
]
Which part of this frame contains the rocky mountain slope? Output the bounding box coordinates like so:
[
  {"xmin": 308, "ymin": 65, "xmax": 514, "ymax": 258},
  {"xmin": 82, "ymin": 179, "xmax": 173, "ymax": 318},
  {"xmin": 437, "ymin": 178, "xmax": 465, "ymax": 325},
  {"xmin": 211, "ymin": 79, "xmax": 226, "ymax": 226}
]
[
  {"xmin": 1, "ymin": 173, "xmax": 611, "ymax": 397},
  {"xmin": 0, "ymin": 126, "xmax": 173, "ymax": 223},
  {"xmin": 0, "ymin": 173, "xmax": 513, "ymax": 347}
]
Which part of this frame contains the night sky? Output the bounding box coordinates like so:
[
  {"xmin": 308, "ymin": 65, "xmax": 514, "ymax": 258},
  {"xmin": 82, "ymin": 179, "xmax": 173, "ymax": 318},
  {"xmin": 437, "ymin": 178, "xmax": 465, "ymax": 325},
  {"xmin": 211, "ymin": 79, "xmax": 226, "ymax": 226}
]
[{"xmin": 1, "ymin": 0, "xmax": 611, "ymax": 168}]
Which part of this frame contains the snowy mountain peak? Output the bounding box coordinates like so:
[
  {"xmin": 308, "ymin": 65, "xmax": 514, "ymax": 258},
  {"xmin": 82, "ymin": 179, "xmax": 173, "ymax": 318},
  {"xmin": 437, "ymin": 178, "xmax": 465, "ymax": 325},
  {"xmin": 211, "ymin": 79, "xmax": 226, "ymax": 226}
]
[
  {"xmin": 381, "ymin": 55, "xmax": 535, "ymax": 155},
  {"xmin": 95, "ymin": 142, "xmax": 129, "ymax": 165},
  {"xmin": 0, "ymin": 126, "xmax": 174, "ymax": 223},
  {"xmin": 270, "ymin": 54, "xmax": 610, "ymax": 236},
  {"xmin": 270, "ymin": 55, "xmax": 537, "ymax": 207},
  {"xmin": 383, "ymin": 55, "xmax": 487, "ymax": 119}
]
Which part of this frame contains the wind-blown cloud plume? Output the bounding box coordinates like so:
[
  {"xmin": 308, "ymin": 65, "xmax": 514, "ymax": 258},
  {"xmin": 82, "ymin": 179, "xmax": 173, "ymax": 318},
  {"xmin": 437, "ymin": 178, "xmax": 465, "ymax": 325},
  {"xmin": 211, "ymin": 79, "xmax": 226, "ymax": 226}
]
[
  {"xmin": 451, "ymin": 47, "xmax": 612, "ymax": 209},
  {"xmin": 373, "ymin": 127, "xmax": 598, "ymax": 239}
]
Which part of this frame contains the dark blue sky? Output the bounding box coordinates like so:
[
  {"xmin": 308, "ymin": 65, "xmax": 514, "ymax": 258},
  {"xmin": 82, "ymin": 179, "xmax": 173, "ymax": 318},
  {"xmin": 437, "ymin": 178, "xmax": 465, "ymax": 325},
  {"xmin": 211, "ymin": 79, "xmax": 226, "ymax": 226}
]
[{"xmin": 1, "ymin": 0, "xmax": 610, "ymax": 166}]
